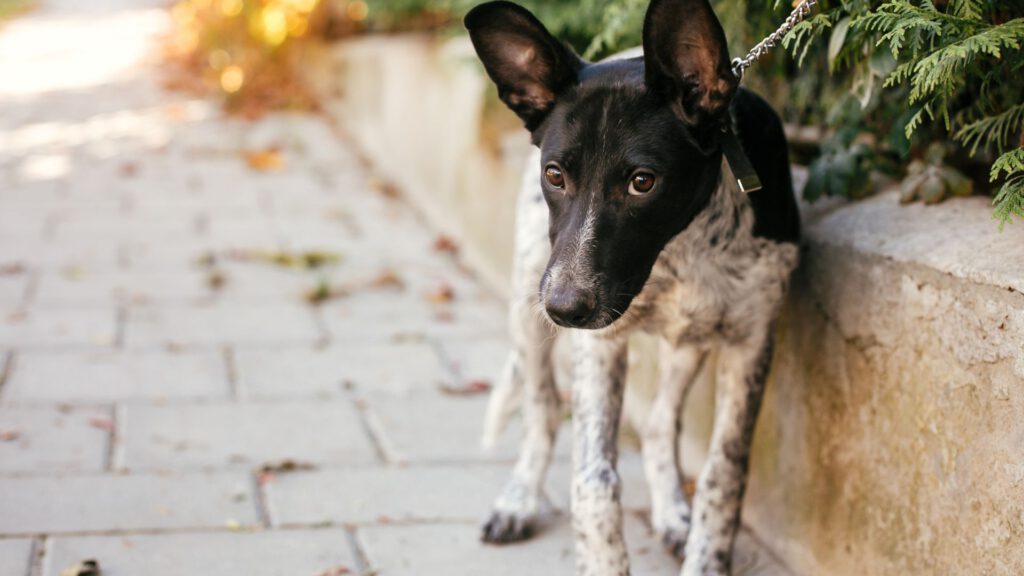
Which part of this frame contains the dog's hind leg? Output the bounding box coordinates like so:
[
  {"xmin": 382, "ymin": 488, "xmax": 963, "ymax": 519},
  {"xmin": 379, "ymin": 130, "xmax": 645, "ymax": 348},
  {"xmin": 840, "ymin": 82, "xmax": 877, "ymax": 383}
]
[
  {"xmin": 643, "ymin": 342, "xmax": 707, "ymax": 559},
  {"xmin": 681, "ymin": 334, "xmax": 773, "ymax": 576},
  {"xmin": 571, "ymin": 331, "xmax": 630, "ymax": 576},
  {"xmin": 481, "ymin": 296, "xmax": 560, "ymax": 543}
]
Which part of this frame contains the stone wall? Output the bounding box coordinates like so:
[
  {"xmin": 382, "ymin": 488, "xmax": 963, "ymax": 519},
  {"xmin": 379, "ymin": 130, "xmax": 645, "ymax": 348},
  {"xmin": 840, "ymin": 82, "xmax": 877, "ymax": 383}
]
[
  {"xmin": 748, "ymin": 192, "xmax": 1024, "ymax": 575},
  {"xmin": 306, "ymin": 34, "xmax": 1024, "ymax": 575}
]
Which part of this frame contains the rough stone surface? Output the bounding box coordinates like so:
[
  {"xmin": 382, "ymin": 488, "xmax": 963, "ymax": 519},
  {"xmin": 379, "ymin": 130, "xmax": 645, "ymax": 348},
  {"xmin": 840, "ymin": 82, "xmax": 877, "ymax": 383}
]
[{"xmin": 46, "ymin": 530, "xmax": 356, "ymax": 576}]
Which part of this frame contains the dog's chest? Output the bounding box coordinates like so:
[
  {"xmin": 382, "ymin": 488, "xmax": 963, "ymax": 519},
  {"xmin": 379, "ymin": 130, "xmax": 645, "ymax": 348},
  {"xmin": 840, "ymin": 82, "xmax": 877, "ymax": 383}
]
[{"xmin": 626, "ymin": 184, "xmax": 799, "ymax": 345}]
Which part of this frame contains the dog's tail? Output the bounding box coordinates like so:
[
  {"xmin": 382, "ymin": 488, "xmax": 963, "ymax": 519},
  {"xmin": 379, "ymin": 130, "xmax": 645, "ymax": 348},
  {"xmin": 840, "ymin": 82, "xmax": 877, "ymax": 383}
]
[{"xmin": 481, "ymin": 351, "xmax": 523, "ymax": 449}]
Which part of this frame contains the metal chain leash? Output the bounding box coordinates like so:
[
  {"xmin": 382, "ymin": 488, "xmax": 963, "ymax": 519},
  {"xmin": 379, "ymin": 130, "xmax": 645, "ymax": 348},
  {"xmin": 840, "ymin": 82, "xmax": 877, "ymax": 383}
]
[{"xmin": 731, "ymin": 0, "xmax": 819, "ymax": 79}]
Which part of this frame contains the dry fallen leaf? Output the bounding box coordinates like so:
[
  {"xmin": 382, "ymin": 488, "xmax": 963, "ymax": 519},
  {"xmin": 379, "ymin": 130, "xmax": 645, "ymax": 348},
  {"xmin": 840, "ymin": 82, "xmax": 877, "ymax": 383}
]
[
  {"xmin": 60, "ymin": 559, "xmax": 100, "ymax": 576},
  {"xmin": 440, "ymin": 380, "xmax": 492, "ymax": 396},
  {"xmin": 316, "ymin": 567, "xmax": 352, "ymax": 576},
  {"xmin": 88, "ymin": 418, "xmax": 115, "ymax": 432},
  {"xmin": 0, "ymin": 262, "xmax": 25, "ymax": 276},
  {"xmin": 207, "ymin": 270, "xmax": 227, "ymax": 291},
  {"xmin": 432, "ymin": 235, "xmax": 459, "ymax": 255},
  {"xmin": 243, "ymin": 148, "xmax": 285, "ymax": 172},
  {"xmin": 425, "ymin": 283, "xmax": 455, "ymax": 304},
  {"xmin": 369, "ymin": 270, "xmax": 405, "ymax": 290},
  {"xmin": 118, "ymin": 162, "xmax": 139, "ymax": 178},
  {"xmin": 369, "ymin": 177, "xmax": 400, "ymax": 199},
  {"xmin": 258, "ymin": 459, "xmax": 316, "ymax": 474}
]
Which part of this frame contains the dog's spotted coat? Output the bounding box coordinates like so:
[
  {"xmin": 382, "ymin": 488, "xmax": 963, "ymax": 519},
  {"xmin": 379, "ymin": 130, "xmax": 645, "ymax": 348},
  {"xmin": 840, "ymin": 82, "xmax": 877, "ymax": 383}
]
[{"xmin": 468, "ymin": 1, "xmax": 801, "ymax": 574}]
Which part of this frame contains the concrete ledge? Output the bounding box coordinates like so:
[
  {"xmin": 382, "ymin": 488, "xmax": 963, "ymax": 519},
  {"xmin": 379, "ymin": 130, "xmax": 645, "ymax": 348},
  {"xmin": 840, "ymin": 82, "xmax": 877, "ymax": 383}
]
[{"xmin": 749, "ymin": 191, "xmax": 1024, "ymax": 575}]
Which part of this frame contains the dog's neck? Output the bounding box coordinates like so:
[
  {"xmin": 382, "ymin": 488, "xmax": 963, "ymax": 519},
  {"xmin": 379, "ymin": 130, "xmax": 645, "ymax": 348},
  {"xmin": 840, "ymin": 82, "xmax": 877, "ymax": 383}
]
[{"xmin": 661, "ymin": 159, "xmax": 757, "ymax": 265}]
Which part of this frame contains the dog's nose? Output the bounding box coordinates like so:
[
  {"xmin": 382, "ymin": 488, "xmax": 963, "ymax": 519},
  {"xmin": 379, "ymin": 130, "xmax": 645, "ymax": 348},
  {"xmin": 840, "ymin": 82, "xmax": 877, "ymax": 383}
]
[{"xmin": 545, "ymin": 288, "xmax": 598, "ymax": 328}]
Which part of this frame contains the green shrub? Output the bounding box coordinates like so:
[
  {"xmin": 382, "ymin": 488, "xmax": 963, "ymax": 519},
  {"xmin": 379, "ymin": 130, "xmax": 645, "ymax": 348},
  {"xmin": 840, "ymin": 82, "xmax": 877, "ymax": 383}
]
[{"xmin": 787, "ymin": 0, "xmax": 1023, "ymax": 227}]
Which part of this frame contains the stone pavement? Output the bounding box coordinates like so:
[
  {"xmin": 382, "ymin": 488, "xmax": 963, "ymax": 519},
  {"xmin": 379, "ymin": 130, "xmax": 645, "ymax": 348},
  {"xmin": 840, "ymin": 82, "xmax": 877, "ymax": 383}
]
[{"xmin": 0, "ymin": 2, "xmax": 791, "ymax": 575}]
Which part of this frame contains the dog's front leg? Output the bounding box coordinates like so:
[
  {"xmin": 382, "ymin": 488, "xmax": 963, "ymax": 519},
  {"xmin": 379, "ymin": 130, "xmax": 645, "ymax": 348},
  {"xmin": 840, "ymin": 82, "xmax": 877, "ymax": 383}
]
[
  {"xmin": 570, "ymin": 330, "xmax": 630, "ymax": 576},
  {"xmin": 682, "ymin": 335, "xmax": 773, "ymax": 576}
]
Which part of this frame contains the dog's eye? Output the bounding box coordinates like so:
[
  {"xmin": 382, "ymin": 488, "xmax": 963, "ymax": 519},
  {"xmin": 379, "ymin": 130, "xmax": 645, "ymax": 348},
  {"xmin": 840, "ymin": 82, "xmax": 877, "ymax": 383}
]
[
  {"xmin": 629, "ymin": 173, "xmax": 656, "ymax": 195},
  {"xmin": 544, "ymin": 165, "xmax": 565, "ymax": 189}
]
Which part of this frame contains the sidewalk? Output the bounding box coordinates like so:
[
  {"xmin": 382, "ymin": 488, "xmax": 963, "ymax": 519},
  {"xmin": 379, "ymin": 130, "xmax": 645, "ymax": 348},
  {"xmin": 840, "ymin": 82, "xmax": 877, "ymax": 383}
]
[{"xmin": 0, "ymin": 2, "xmax": 789, "ymax": 575}]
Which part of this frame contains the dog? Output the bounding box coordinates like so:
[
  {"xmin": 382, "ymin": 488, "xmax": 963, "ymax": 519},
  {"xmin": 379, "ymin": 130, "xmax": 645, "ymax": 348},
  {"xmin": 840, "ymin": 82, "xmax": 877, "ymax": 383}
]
[{"xmin": 465, "ymin": 0, "xmax": 801, "ymax": 574}]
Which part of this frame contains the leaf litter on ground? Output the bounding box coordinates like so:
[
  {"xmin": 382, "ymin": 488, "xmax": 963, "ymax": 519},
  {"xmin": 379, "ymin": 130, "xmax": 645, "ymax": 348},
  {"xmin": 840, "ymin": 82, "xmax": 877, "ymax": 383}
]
[
  {"xmin": 242, "ymin": 147, "xmax": 285, "ymax": 172},
  {"xmin": 305, "ymin": 269, "xmax": 405, "ymax": 306},
  {"xmin": 256, "ymin": 459, "xmax": 316, "ymax": 485},
  {"xmin": 439, "ymin": 380, "xmax": 492, "ymax": 396}
]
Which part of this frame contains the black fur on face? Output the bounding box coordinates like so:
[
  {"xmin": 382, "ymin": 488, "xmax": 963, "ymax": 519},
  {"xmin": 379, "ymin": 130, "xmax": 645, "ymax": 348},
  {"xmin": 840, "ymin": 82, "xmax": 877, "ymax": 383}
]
[{"xmin": 466, "ymin": 0, "xmax": 737, "ymax": 329}]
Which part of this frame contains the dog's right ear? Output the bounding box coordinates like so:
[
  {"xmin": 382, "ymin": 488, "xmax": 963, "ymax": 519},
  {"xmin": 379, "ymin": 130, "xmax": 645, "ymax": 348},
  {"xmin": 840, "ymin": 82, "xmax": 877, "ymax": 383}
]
[{"xmin": 465, "ymin": 1, "xmax": 581, "ymax": 132}]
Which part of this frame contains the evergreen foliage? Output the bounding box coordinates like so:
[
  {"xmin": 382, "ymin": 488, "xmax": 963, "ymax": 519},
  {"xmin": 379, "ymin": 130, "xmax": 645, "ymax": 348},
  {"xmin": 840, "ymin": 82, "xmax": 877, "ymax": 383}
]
[{"xmin": 786, "ymin": 0, "xmax": 1024, "ymax": 227}]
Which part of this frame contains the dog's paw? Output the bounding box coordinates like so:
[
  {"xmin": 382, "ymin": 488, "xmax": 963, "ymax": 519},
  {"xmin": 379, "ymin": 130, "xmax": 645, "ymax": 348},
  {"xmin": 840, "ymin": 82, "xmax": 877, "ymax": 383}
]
[
  {"xmin": 652, "ymin": 508, "xmax": 691, "ymax": 560},
  {"xmin": 660, "ymin": 526, "xmax": 689, "ymax": 560},
  {"xmin": 480, "ymin": 510, "xmax": 534, "ymax": 544}
]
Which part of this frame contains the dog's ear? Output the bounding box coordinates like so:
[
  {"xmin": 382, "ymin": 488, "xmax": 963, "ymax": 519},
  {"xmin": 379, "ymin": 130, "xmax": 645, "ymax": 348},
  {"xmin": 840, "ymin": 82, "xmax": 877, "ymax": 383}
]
[
  {"xmin": 643, "ymin": 0, "xmax": 737, "ymax": 128},
  {"xmin": 465, "ymin": 1, "xmax": 581, "ymax": 131}
]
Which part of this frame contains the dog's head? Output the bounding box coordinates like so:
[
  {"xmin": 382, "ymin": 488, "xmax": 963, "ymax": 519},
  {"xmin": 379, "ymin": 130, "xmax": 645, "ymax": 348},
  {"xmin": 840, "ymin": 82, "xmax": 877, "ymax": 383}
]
[{"xmin": 466, "ymin": 0, "xmax": 737, "ymax": 329}]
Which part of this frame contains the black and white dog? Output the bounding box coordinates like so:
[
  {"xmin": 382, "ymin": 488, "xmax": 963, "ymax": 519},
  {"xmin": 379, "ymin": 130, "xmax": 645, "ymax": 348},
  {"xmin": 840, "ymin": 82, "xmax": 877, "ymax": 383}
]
[{"xmin": 466, "ymin": 0, "xmax": 800, "ymax": 574}]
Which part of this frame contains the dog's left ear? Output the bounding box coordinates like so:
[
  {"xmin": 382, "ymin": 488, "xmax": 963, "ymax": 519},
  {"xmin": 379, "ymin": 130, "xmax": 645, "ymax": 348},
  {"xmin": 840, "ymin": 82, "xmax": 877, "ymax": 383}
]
[
  {"xmin": 643, "ymin": 0, "xmax": 737, "ymax": 128},
  {"xmin": 465, "ymin": 1, "xmax": 581, "ymax": 132}
]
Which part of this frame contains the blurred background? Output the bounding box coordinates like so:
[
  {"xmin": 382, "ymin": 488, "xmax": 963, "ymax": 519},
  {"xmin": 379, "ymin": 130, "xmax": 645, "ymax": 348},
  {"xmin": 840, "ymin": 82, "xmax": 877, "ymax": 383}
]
[{"xmin": 0, "ymin": 1, "xmax": 1022, "ymax": 575}]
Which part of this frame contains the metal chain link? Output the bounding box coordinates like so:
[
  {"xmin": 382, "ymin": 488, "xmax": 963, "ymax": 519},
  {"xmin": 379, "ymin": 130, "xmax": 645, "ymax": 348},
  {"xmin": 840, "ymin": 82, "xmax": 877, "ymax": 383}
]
[{"xmin": 731, "ymin": 0, "xmax": 818, "ymax": 79}]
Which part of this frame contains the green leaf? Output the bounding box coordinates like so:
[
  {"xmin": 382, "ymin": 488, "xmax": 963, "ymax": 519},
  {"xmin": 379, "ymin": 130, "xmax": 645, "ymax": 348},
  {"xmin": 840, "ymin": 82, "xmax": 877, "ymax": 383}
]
[{"xmin": 828, "ymin": 17, "xmax": 851, "ymax": 71}]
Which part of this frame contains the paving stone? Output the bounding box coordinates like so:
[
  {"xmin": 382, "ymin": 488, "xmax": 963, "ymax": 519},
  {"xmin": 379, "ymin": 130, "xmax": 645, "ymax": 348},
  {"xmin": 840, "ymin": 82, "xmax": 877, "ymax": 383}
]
[
  {"xmin": 0, "ymin": 274, "xmax": 28, "ymax": 307},
  {"xmin": 46, "ymin": 530, "xmax": 355, "ymax": 576},
  {"xmin": 123, "ymin": 303, "xmax": 321, "ymax": 346},
  {"xmin": 0, "ymin": 307, "xmax": 117, "ymax": 348},
  {"xmin": 51, "ymin": 213, "xmax": 197, "ymax": 242},
  {"xmin": 361, "ymin": 392, "xmax": 568, "ymax": 464},
  {"xmin": 122, "ymin": 401, "xmax": 378, "ymax": 470},
  {"xmin": 4, "ymin": 349, "xmax": 229, "ymax": 402},
  {"xmin": 0, "ymin": 405, "xmax": 111, "ymax": 472},
  {"xmin": 235, "ymin": 342, "xmax": 447, "ymax": 398},
  {"xmin": 0, "ymin": 473, "xmax": 257, "ymax": 534},
  {"xmin": 32, "ymin": 270, "xmax": 211, "ymax": 306},
  {"xmin": 358, "ymin": 516, "xmax": 681, "ymax": 576},
  {"xmin": 208, "ymin": 264, "xmax": 331, "ymax": 304},
  {"xmin": 0, "ymin": 539, "xmax": 32, "ymax": 576},
  {"xmin": 437, "ymin": 336, "xmax": 513, "ymax": 385},
  {"xmin": 267, "ymin": 465, "xmax": 516, "ymax": 526},
  {"xmin": 265, "ymin": 451, "xmax": 654, "ymax": 528},
  {"xmin": 320, "ymin": 295, "xmax": 506, "ymax": 343},
  {"xmin": 0, "ymin": 237, "xmax": 122, "ymax": 271}
]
